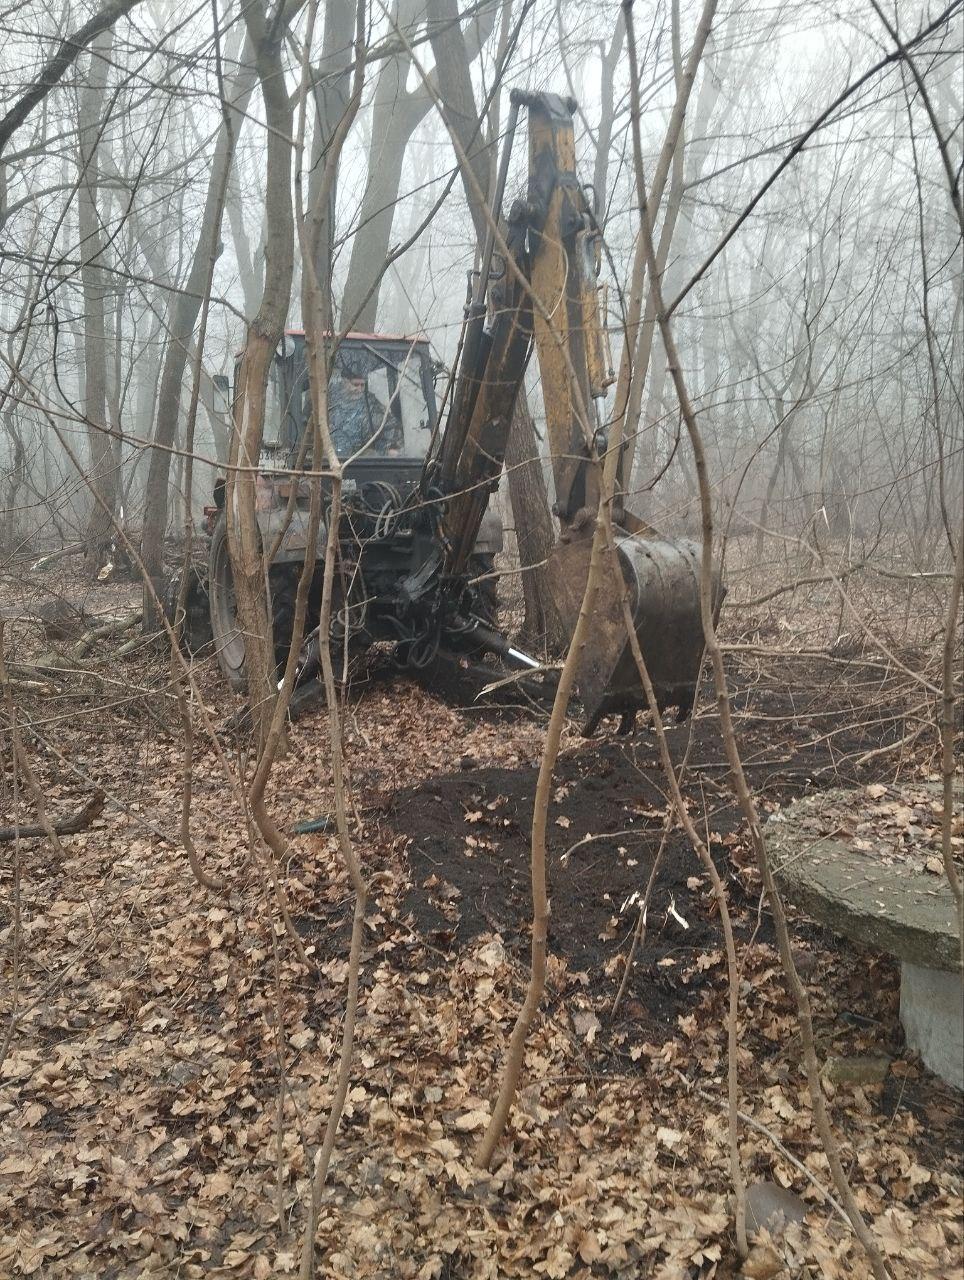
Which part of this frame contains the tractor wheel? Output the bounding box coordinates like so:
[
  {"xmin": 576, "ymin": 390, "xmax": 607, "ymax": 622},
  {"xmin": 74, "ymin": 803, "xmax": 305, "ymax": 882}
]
[
  {"xmin": 209, "ymin": 516, "xmax": 309, "ymax": 692},
  {"xmin": 208, "ymin": 516, "xmax": 247, "ymax": 691}
]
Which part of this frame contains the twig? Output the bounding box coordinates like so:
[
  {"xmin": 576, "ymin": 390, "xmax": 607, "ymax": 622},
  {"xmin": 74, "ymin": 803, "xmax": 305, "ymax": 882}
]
[
  {"xmin": 623, "ymin": 0, "xmax": 747, "ymax": 1255},
  {"xmin": 939, "ymin": 539, "xmax": 964, "ymax": 968},
  {"xmin": 870, "ymin": 567, "xmax": 955, "ymax": 582},
  {"xmin": 70, "ymin": 610, "xmax": 143, "ymax": 659},
  {"xmin": 0, "ymin": 788, "xmax": 105, "ymax": 843},
  {"xmin": 28, "ymin": 542, "xmax": 84, "ymax": 571},
  {"xmin": 295, "ymin": 4, "xmax": 371, "ymax": 1272},
  {"xmin": 175, "ymin": 654, "xmax": 226, "ymax": 892},
  {"xmin": 610, "ymin": 811, "xmax": 673, "ymax": 1018},
  {"xmin": 0, "ymin": 620, "xmax": 67, "ymax": 857},
  {"xmin": 731, "ymin": 563, "xmax": 867, "ymax": 609},
  {"xmin": 853, "ymin": 723, "xmax": 927, "ymax": 768}
]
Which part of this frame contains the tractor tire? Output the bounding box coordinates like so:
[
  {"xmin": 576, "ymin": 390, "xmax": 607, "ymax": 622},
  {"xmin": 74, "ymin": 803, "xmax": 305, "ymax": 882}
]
[
  {"xmin": 208, "ymin": 515, "xmax": 247, "ymax": 692},
  {"xmin": 209, "ymin": 517, "xmax": 309, "ymax": 693}
]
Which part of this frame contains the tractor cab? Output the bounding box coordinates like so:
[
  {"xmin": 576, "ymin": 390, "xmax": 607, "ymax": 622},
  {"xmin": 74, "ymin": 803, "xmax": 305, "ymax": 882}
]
[{"xmin": 257, "ymin": 330, "xmax": 437, "ymax": 474}]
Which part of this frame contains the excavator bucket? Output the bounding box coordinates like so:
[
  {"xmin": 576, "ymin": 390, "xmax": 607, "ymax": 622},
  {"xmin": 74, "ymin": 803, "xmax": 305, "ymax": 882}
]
[{"xmin": 547, "ymin": 531, "xmax": 719, "ymax": 733}]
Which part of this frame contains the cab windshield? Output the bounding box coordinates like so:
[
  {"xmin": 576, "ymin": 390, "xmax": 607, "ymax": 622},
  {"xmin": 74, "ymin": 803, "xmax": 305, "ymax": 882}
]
[{"xmin": 262, "ymin": 338, "xmax": 436, "ymax": 464}]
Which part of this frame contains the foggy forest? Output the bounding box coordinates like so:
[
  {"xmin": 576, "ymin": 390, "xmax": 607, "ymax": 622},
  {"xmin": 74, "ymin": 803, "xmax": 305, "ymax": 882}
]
[{"xmin": 0, "ymin": 0, "xmax": 962, "ymax": 1276}]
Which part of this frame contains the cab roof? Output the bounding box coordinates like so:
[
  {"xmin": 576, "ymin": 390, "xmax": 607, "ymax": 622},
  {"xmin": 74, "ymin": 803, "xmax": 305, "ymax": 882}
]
[
  {"xmin": 234, "ymin": 330, "xmax": 431, "ymax": 359},
  {"xmin": 283, "ymin": 329, "xmax": 430, "ymax": 343}
]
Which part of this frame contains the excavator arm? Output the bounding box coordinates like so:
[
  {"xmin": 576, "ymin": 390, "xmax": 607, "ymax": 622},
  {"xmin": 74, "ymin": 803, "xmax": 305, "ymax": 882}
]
[
  {"xmin": 433, "ymin": 91, "xmax": 610, "ymax": 569},
  {"xmin": 426, "ymin": 90, "xmax": 717, "ymax": 730}
]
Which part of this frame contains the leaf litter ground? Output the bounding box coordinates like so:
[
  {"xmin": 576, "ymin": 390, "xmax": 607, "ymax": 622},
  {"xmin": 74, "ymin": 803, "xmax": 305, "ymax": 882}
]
[{"xmin": 0, "ymin": 576, "xmax": 961, "ymax": 1279}]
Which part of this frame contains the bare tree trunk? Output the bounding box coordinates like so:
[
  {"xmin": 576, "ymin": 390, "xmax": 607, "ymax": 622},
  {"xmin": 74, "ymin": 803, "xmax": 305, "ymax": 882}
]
[
  {"xmin": 339, "ymin": 0, "xmax": 497, "ymax": 330},
  {"xmin": 611, "ymin": 0, "xmax": 716, "ymax": 509},
  {"xmin": 597, "ymin": 33, "xmax": 623, "ymax": 208},
  {"xmin": 226, "ymin": 168, "xmax": 264, "ymax": 319},
  {"xmin": 77, "ymin": 29, "xmax": 117, "ymax": 573},
  {"xmin": 339, "ymin": 0, "xmax": 433, "ymax": 331},
  {"xmin": 0, "ymin": 0, "xmax": 143, "ymax": 205},
  {"xmin": 305, "ymin": 0, "xmax": 355, "ymax": 298},
  {"xmin": 140, "ymin": 28, "xmax": 256, "ymax": 621},
  {"xmin": 505, "ymin": 393, "xmax": 566, "ymax": 646},
  {"xmin": 623, "ymin": 6, "xmax": 724, "ymax": 509},
  {"xmin": 426, "ymin": 0, "xmax": 566, "ymax": 645},
  {"xmin": 0, "ymin": 401, "xmax": 27, "ymax": 552},
  {"xmin": 227, "ymin": 1, "xmax": 299, "ymax": 748},
  {"xmin": 623, "ymin": 8, "xmax": 893, "ymax": 1269},
  {"xmin": 293, "ymin": 13, "xmax": 372, "ymax": 1261},
  {"xmin": 477, "ymin": 462, "xmax": 613, "ymax": 1172},
  {"xmin": 940, "ymin": 538, "xmax": 964, "ymax": 963},
  {"xmin": 426, "ymin": 0, "xmax": 492, "ymax": 240}
]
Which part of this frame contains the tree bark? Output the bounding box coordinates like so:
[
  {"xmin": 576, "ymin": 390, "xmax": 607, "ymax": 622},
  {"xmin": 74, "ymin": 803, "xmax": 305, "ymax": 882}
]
[
  {"xmin": 422, "ymin": 0, "xmax": 566, "ymax": 646},
  {"xmin": 305, "ymin": 0, "xmax": 355, "ymax": 298},
  {"xmin": 611, "ymin": 0, "xmax": 715, "ymax": 507},
  {"xmin": 339, "ymin": 0, "xmax": 497, "ymax": 330},
  {"xmin": 504, "ymin": 393, "xmax": 566, "ymax": 646},
  {"xmin": 226, "ymin": 169, "xmax": 264, "ymax": 319},
  {"xmin": 0, "ymin": 0, "xmax": 143, "ymax": 171},
  {"xmin": 623, "ymin": 9, "xmax": 893, "ymax": 1267},
  {"xmin": 339, "ymin": 0, "xmax": 433, "ymax": 331},
  {"xmin": 140, "ymin": 27, "xmax": 257, "ymax": 621},
  {"xmin": 426, "ymin": 0, "xmax": 492, "ymax": 240},
  {"xmin": 227, "ymin": 1, "xmax": 301, "ymax": 748},
  {"xmin": 0, "ymin": 789, "xmax": 105, "ymax": 844},
  {"xmin": 77, "ymin": 30, "xmax": 117, "ymax": 573}
]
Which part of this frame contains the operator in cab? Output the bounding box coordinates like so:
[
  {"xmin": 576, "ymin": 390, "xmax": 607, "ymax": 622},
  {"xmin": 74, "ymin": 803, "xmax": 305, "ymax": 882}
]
[{"xmin": 328, "ymin": 358, "xmax": 403, "ymax": 458}]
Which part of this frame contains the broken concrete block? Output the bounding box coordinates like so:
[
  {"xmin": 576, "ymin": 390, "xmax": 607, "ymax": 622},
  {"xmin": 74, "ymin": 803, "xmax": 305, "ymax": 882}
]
[
  {"xmin": 769, "ymin": 786, "xmax": 963, "ymax": 1090},
  {"xmin": 821, "ymin": 1053, "xmax": 891, "ymax": 1086},
  {"xmin": 900, "ymin": 962, "xmax": 964, "ymax": 1091},
  {"xmin": 745, "ymin": 1180, "xmax": 807, "ymax": 1235}
]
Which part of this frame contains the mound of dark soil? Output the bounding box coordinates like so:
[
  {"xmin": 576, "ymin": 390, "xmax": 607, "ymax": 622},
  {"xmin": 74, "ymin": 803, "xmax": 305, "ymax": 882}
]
[
  {"xmin": 398, "ymin": 742, "xmax": 698, "ymax": 953},
  {"xmin": 385, "ymin": 665, "xmax": 909, "ymax": 1029}
]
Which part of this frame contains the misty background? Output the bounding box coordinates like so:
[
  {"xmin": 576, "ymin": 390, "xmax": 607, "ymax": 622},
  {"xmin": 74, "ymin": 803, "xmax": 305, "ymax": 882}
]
[{"xmin": 0, "ymin": 0, "xmax": 960, "ymax": 571}]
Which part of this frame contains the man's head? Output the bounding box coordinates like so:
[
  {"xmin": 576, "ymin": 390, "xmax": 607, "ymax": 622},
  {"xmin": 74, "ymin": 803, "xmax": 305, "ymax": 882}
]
[{"xmin": 340, "ymin": 359, "xmax": 368, "ymax": 397}]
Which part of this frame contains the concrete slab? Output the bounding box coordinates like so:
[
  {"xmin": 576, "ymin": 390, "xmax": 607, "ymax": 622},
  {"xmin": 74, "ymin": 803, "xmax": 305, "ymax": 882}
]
[
  {"xmin": 768, "ymin": 784, "xmax": 963, "ymax": 1089},
  {"xmin": 768, "ymin": 785, "xmax": 960, "ymax": 971}
]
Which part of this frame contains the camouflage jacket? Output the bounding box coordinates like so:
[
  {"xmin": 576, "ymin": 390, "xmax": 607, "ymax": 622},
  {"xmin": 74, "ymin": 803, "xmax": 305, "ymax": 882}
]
[{"xmin": 327, "ymin": 382, "xmax": 401, "ymax": 457}]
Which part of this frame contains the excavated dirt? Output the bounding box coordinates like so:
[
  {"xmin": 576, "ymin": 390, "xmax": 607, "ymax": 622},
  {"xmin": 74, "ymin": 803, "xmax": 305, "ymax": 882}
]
[{"xmin": 382, "ymin": 665, "xmax": 914, "ymax": 1036}]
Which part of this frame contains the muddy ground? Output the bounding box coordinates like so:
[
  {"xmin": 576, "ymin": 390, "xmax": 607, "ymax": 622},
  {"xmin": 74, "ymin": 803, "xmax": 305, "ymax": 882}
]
[
  {"xmin": 391, "ymin": 670, "xmax": 900, "ymax": 973},
  {"xmin": 290, "ymin": 654, "xmax": 962, "ymax": 1160}
]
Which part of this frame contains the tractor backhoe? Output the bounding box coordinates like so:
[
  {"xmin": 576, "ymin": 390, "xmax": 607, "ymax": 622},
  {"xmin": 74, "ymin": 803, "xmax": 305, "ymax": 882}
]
[{"xmin": 174, "ymin": 91, "xmax": 713, "ymax": 731}]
